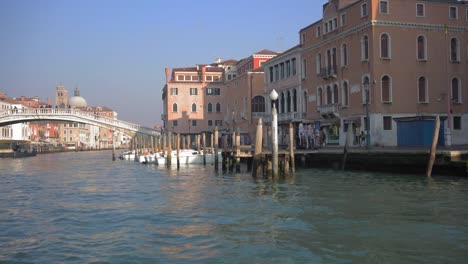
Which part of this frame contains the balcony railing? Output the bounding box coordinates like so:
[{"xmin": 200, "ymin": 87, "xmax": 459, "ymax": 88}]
[
  {"xmin": 318, "ymin": 103, "xmax": 341, "ymax": 116},
  {"xmin": 278, "ymin": 112, "xmax": 298, "ymax": 122},
  {"xmin": 319, "ymin": 65, "xmax": 337, "ymax": 79}
]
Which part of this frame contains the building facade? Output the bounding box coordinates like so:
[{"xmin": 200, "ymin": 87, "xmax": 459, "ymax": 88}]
[{"xmin": 296, "ymin": 0, "xmax": 467, "ymax": 147}]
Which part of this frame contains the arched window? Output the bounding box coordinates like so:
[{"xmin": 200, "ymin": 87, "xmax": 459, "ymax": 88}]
[
  {"xmin": 361, "ymin": 35, "xmax": 369, "ymax": 61},
  {"xmin": 172, "ymin": 103, "xmax": 178, "ymax": 112},
  {"xmin": 318, "ymin": 87, "xmax": 323, "ymax": 106},
  {"xmin": 326, "ymin": 85, "xmax": 332, "ymax": 105},
  {"xmin": 380, "ymin": 33, "xmax": 390, "ymax": 58},
  {"xmin": 450, "ymin": 38, "xmax": 460, "ymax": 62},
  {"xmin": 342, "ymin": 81, "xmax": 349, "ymax": 106},
  {"xmin": 207, "ymin": 102, "xmax": 213, "ymax": 112},
  {"xmin": 327, "ymin": 49, "xmax": 332, "ymax": 68},
  {"xmin": 332, "ymin": 47, "xmax": 337, "ymax": 69},
  {"xmin": 287, "ymin": 91, "xmax": 291, "ymax": 112},
  {"xmin": 280, "ymin": 92, "xmax": 285, "ymax": 113},
  {"xmin": 251, "ymin": 96, "xmax": 265, "ymax": 113},
  {"xmin": 191, "ymin": 103, "xmax": 197, "ymax": 112},
  {"xmin": 333, "ymin": 84, "xmax": 339, "ymax": 104},
  {"xmin": 418, "ymin": 76, "xmax": 428, "ymax": 103},
  {"xmin": 451, "ymin": 78, "xmax": 461, "ymax": 103},
  {"xmin": 293, "ymin": 89, "xmax": 297, "ymax": 112},
  {"xmin": 303, "ymin": 91, "xmax": 308, "ymax": 113},
  {"xmin": 216, "ymin": 102, "xmax": 221, "ymax": 112},
  {"xmin": 341, "ymin": 43, "xmax": 348, "ymax": 66},
  {"xmin": 381, "ymin": 75, "xmax": 392, "ymax": 102},
  {"xmin": 316, "ymin": 53, "xmax": 322, "ymax": 74},
  {"xmin": 417, "ymin": 35, "xmax": 427, "ymax": 60}
]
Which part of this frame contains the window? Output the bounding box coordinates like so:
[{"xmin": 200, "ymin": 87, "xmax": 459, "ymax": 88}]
[
  {"xmin": 466, "ymin": 8, "xmax": 468, "ymax": 20},
  {"xmin": 190, "ymin": 88, "xmax": 198, "ymax": 95},
  {"xmin": 418, "ymin": 76, "xmax": 428, "ymax": 103},
  {"xmin": 280, "ymin": 63, "xmax": 285, "ymax": 79},
  {"xmin": 207, "ymin": 103, "xmax": 213, "ymax": 112},
  {"xmin": 170, "ymin": 88, "xmax": 178, "ymax": 95},
  {"xmin": 451, "ymin": 78, "xmax": 461, "ymax": 103},
  {"xmin": 316, "ymin": 26, "xmax": 321, "ymax": 37},
  {"xmin": 173, "ymin": 120, "xmax": 178, "ymax": 127},
  {"xmin": 302, "ymin": 59, "xmax": 307, "ymax": 79},
  {"xmin": 450, "ymin": 38, "xmax": 460, "ymax": 62},
  {"xmin": 333, "ymin": 18, "xmax": 337, "ymax": 29},
  {"xmin": 326, "ymin": 86, "xmax": 332, "ymax": 104},
  {"xmin": 172, "ymin": 103, "xmax": 178, "ymax": 112},
  {"xmin": 341, "ymin": 44, "xmax": 348, "ymax": 66},
  {"xmin": 292, "ymin": 58, "xmax": 297, "ymax": 75},
  {"xmin": 177, "ymin": 75, "xmax": 184, "ymax": 81},
  {"xmin": 317, "ymin": 87, "xmax": 323, "ymax": 106},
  {"xmin": 449, "ymin": 6, "xmax": 458, "ymax": 19},
  {"xmin": 416, "ymin": 3, "xmax": 425, "ymax": 17},
  {"xmin": 381, "ymin": 75, "xmax": 392, "ymax": 102},
  {"xmin": 252, "ymin": 96, "xmax": 265, "ymax": 113},
  {"xmin": 316, "ymin": 53, "xmax": 322, "ymax": 74},
  {"xmin": 191, "ymin": 120, "xmax": 197, "ymax": 127},
  {"xmin": 216, "ymin": 103, "xmax": 221, "ymax": 112},
  {"xmin": 342, "ymin": 81, "xmax": 349, "ymax": 107},
  {"xmin": 208, "ymin": 120, "xmax": 213, "ymax": 126},
  {"xmin": 361, "ymin": 35, "xmax": 369, "ymax": 61},
  {"xmin": 380, "ymin": 33, "xmax": 391, "ymax": 59},
  {"xmin": 325, "ymin": 22, "xmax": 329, "ymax": 33},
  {"xmin": 379, "ymin": 0, "xmax": 389, "ymax": 14},
  {"xmin": 184, "ymin": 75, "xmax": 191, "ymax": 81},
  {"xmin": 341, "ymin": 13, "xmax": 347, "ymax": 26},
  {"xmin": 301, "ymin": 33, "xmax": 305, "ymax": 44},
  {"xmin": 361, "ymin": 2, "xmax": 368, "ymax": 17},
  {"xmin": 453, "ymin": 116, "xmax": 461, "ymax": 130},
  {"xmin": 417, "ymin": 35, "xmax": 427, "ymax": 60},
  {"xmin": 206, "ymin": 76, "xmax": 212, "ymax": 81},
  {"xmin": 333, "ymin": 84, "xmax": 339, "ymax": 104},
  {"xmin": 383, "ymin": 116, "xmax": 392, "ymax": 130},
  {"xmin": 191, "ymin": 103, "xmax": 197, "ymax": 112},
  {"xmin": 269, "ymin": 67, "xmax": 274, "ymax": 82},
  {"xmin": 214, "ymin": 88, "xmax": 220, "ymax": 95},
  {"xmin": 215, "ymin": 120, "xmax": 223, "ymax": 126},
  {"xmin": 286, "ymin": 60, "xmax": 291, "ymax": 77},
  {"xmin": 274, "ymin": 65, "xmax": 279, "ymax": 81},
  {"xmin": 206, "ymin": 88, "xmax": 213, "ymax": 95}
]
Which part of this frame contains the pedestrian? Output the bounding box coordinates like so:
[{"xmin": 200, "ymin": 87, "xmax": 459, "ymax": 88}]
[{"xmin": 360, "ymin": 131, "xmax": 366, "ymax": 147}]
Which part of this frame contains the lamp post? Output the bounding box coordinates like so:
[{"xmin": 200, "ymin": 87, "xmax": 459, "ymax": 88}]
[
  {"xmin": 363, "ymin": 78, "xmax": 370, "ymax": 148},
  {"xmin": 270, "ymin": 89, "xmax": 279, "ymax": 178}
]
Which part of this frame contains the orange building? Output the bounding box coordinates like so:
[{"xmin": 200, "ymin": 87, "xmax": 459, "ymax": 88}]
[{"xmin": 294, "ymin": 0, "xmax": 467, "ymax": 147}]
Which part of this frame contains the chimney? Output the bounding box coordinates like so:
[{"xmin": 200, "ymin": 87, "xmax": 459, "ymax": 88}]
[
  {"xmin": 47, "ymin": 98, "xmax": 51, "ymax": 106},
  {"xmin": 165, "ymin": 68, "xmax": 171, "ymax": 83},
  {"xmin": 201, "ymin": 66, "xmax": 206, "ymax": 84},
  {"xmin": 21, "ymin": 96, "xmax": 25, "ymax": 101}
]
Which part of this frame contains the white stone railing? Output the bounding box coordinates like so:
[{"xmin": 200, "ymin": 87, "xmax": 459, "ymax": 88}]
[{"xmin": 0, "ymin": 108, "xmax": 160, "ymax": 136}]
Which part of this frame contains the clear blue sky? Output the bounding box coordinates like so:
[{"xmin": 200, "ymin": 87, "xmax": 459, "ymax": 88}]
[{"xmin": 0, "ymin": 0, "xmax": 322, "ymax": 127}]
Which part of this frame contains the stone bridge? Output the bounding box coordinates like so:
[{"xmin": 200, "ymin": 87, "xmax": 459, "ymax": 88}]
[{"xmin": 0, "ymin": 108, "xmax": 160, "ymax": 136}]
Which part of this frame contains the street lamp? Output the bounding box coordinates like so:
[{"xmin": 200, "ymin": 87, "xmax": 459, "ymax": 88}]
[
  {"xmin": 270, "ymin": 89, "xmax": 279, "ymax": 178},
  {"xmin": 363, "ymin": 78, "xmax": 370, "ymax": 148}
]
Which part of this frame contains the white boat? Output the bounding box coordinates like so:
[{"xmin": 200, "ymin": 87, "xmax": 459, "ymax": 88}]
[
  {"xmin": 143, "ymin": 149, "xmax": 221, "ymax": 165},
  {"xmin": 119, "ymin": 150, "xmax": 136, "ymax": 160}
]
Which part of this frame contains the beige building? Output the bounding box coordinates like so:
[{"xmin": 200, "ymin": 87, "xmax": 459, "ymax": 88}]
[{"xmin": 295, "ymin": 0, "xmax": 467, "ymax": 147}]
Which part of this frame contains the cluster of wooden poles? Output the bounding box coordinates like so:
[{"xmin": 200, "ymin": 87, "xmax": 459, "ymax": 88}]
[{"xmin": 115, "ymin": 118, "xmax": 296, "ymax": 178}]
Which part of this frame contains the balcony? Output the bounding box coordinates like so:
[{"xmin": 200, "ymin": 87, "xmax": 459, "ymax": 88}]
[
  {"xmin": 319, "ymin": 65, "xmax": 337, "ymax": 80},
  {"xmin": 318, "ymin": 103, "xmax": 341, "ymax": 118},
  {"xmin": 278, "ymin": 112, "xmax": 298, "ymax": 123}
]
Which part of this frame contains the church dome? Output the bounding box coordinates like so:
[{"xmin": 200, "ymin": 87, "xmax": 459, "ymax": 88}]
[{"xmin": 69, "ymin": 87, "xmax": 88, "ymax": 108}]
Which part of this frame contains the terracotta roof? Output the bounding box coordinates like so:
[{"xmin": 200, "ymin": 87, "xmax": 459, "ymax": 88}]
[
  {"xmin": 254, "ymin": 49, "xmax": 281, "ymax": 55},
  {"xmin": 206, "ymin": 67, "xmax": 223, "ymax": 72},
  {"xmin": 173, "ymin": 67, "xmax": 198, "ymax": 72},
  {"xmin": 221, "ymin": 59, "xmax": 238, "ymax": 65},
  {"xmin": 251, "ymin": 67, "xmax": 265, "ymax": 73}
]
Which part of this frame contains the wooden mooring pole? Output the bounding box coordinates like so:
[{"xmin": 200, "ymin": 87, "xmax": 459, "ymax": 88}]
[
  {"xmin": 289, "ymin": 123, "xmax": 295, "ymax": 174},
  {"xmin": 202, "ymin": 132, "xmax": 206, "ymax": 165},
  {"xmin": 426, "ymin": 115, "xmax": 440, "ymax": 177},
  {"xmin": 214, "ymin": 127, "xmax": 219, "ymax": 171},
  {"xmin": 252, "ymin": 118, "xmax": 263, "ymax": 177},
  {"xmin": 167, "ymin": 132, "xmax": 172, "ymax": 167},
  {"xmin": 177, "ymin": 133, "xmax": 180, "ymax": 169}
]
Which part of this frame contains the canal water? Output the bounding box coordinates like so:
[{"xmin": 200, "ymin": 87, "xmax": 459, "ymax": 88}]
[{"xmin": 1, "ymin": 151, "xmax": 467, "ymax": 263}]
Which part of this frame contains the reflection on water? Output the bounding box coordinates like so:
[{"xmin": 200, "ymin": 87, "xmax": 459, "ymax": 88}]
[{"xmin": 0, "ymin": 151, "xmax": 467, "ymax": 263}]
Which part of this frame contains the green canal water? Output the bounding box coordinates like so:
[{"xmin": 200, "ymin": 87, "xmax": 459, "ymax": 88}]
[{"xmin": 1, "ymin": 151, "xmax": 467, "ymax": 263}]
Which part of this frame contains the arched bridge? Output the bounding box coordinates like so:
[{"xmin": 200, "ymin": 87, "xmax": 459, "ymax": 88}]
[{"xmin": 0, "ymin": 108, "xmax": 160, "ymax": 136}]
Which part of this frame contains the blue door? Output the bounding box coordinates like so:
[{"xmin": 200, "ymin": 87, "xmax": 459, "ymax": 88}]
[{"xmin": 397, "ymin": 119, "xmax": 445, "ymax": 147}]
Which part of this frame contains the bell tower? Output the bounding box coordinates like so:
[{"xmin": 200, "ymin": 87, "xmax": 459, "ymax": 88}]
[{"xmin": 55, "ymin": 84, "xmax": 68, "ymax": 108}]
